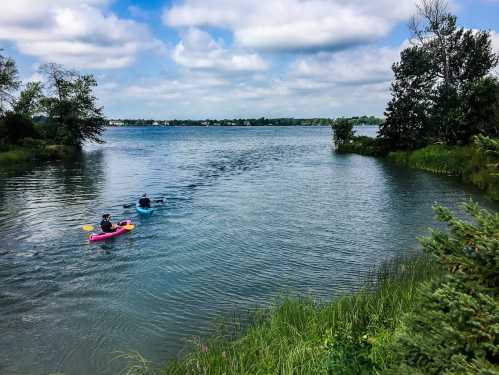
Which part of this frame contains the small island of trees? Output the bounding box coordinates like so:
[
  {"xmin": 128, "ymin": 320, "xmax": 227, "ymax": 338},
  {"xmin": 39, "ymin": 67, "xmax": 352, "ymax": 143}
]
[{"xmin": 0, "ymin": 53, "xmax": 106, "ymax": 163}]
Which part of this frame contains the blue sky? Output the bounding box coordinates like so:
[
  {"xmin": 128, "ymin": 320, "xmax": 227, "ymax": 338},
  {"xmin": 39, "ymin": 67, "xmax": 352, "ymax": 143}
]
[{"xmin": 1, "ymin": 0, "xmax": 498, "ymax": 119}]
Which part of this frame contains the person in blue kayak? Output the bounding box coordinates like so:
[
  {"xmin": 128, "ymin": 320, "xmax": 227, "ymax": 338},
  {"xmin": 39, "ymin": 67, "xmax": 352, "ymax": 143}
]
[
  {"xmin": 100, "ymin": 214, "xmax": 118, "ymax": 233},
  {"xmin": 138, "ymin": 193, "xmax": 151, "ymax": 208}
]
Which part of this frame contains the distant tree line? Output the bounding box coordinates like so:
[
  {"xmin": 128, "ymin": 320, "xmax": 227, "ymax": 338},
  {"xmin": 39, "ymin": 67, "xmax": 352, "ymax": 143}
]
[
  {"xmin": 333, "ymin": 0, "xmax": 499, "ymax": 153},
  {"xmin": 109, "ymin": 116, "xmax": 383, "ymax": 127},
  {"xmin": 0, "ymin": 50, "xmax": 105, "ymax": 153}
]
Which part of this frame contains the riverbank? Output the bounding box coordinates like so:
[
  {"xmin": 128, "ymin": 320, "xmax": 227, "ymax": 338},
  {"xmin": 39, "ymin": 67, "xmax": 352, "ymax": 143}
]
[
  {"xmin": 338, "ymin": 137, "xmax": 499, "ymax": 201},
  {"xmin": 0, "ymin": 143, "xmax": 76, "ymax": 165},
  {"xmin": 125, "ymin": 200, "xmax": 497, "ymax": 374},
  {"xmin": 125, "ymin": 255, "xmax": 441, "ymax": 374}
]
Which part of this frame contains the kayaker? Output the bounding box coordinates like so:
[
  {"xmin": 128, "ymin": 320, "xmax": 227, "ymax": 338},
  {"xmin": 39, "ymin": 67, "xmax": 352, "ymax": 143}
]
[
  {"xmin": 138, "ymin": 193, "xmax": 151, "ymax": 208},
  {"xmin": 100, "ymin": 214, "xmax": 118, "ymax": 233}
]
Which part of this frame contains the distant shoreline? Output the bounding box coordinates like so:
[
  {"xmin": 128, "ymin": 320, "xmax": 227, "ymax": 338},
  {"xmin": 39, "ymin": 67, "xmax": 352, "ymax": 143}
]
[
  {"xmin": 106, "ymin": 116, "xmax": 384, "ymax": 128},
  {"xmin": 105, "ymin": 123, "xmax": 381, "ymax": 128}
]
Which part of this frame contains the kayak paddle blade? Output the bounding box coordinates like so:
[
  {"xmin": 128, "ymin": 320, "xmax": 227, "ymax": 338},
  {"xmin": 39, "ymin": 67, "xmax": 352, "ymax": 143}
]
[
  {"xmin": 83, "ymin": 225, "xmax": 94, "ymax": 231},
  {"xmin": 123, "ymin": 224, "xmax": 135, "ymax": 230}
]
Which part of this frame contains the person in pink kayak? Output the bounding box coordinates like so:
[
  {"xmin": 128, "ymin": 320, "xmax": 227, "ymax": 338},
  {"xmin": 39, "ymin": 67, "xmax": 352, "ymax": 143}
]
[{"xmin": 100, "ymin": 214, "xmax": 119, "ymax": 233}]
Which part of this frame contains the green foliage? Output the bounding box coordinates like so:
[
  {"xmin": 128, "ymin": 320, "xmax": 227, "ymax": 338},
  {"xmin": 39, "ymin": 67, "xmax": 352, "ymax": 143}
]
[
  {"xmin": 330, "ymin": 116, "xmax": 384, "ymax": 127},
  {"xmin": 0, "ymin": 112, "xmax": 37, "ymax": 144},
  {"xmin": 13, "ymin": 81, "xmax": 44, "ymax": 117},
  {"xmin": 393, "ymin": 202, "xmax": 499, "ymax": 374},
  {"xmin": 0, "ymin": 147, "xmax": 33, "ymax": 163},
  {"xmin": 40, "ymin": 63, "xmax": 106, "ymax": 147},
  {"xmin": 379, "ymin": 1, "xmax": 499, "ymax": 150},
  {"xmin": 380, "ymin": 45, "xmax": 435, "ymax": 150},
  {"xmin": 0, "ymin": 50, "xmax": 20, "ymax": 113},
  {"xmin": 386, "ymin": 140, "xmax": 499, "ymax": 200},
  {"xmin": 129, "ymin": 256, "xmax": 440, "ymax": 375},
  {"xmin": 336, "ymin": 136, "xmax": 387, "ymax": 157},
  {"xmin": 332, "ymin": 118, "xmax": 355, "ymax": 147}
]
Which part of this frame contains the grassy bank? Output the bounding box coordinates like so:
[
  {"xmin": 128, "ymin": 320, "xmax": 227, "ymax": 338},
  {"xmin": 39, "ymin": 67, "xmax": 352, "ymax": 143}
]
[
  {"xmin": 124, "ymin": 255, "xmax": 441, "ymax": 374},
  {"xmin": 0, "ymin": 144, "xmax": 76, "ymax": 165},
  {"xmin": 336, "ymin": 135, "xmax": 499, "ymax": 200},
  {"xmin": 336, "ymin": 136, "xmax": 386, "ymax": 157},
  {"xmin": 386, "ymin": 143, "xmax": 499, "ymax": 200}
]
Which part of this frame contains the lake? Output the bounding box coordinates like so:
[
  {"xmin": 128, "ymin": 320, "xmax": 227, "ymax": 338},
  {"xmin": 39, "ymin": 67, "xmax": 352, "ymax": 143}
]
[{"xmin": 0, "ymin": 126, "xmax": 495, "ymax": 374}]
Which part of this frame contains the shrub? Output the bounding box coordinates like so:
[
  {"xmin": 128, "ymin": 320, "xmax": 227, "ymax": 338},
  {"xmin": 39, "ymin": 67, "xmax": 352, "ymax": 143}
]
[
  {"xmin": 2, "ymin": 111, "xmax": 38, "ymax": 144},
  {"xmin": 332, "ymin": 118, "xmax": 355, "ymax": 147},
  {"xmin": 393, "ymin": 202, "xmax": 499, "ymax": 374}
]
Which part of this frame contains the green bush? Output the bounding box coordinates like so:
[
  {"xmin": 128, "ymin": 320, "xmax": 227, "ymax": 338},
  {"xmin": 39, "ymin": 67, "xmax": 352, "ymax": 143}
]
[
  {"xmin": 0, "ymin": 147, "xmax": 33, "ymax": 163},
  {"xmin": 337, "ymin": 136, "xmax": 387, "ymax": 156},
  {"xmin": 1, "ymin": 111, "xmax": 38, "ymax": 144},
  {"xmin": 392, "ymin": 202, "xmax": 499, "ymax": 374},
  {"xmin": 386, "ymin": 140, "xmax": 499, "ymax": 200}
]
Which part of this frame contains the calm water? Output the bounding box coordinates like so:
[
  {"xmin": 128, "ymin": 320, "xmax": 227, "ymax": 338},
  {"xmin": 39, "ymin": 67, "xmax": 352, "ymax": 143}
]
[{"xmin": 0, "ymin": 126, "xmax": 496, "ymax": 374}]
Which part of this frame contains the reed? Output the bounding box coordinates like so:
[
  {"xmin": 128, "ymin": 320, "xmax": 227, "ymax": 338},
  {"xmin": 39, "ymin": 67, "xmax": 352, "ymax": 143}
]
[{"xmin": 123, "ymin": 255, "xmax": 441, "ymax": 375}]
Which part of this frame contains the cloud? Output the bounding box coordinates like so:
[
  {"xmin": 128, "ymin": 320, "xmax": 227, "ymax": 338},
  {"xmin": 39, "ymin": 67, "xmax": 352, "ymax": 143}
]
[
  {"xmin": 172, "ymin": 28, "xmax": 269, "ymax": 72},
  {"xmin": 491, "ymin": 31, "xmax": 499, "ymax": 53},
  {"xmin": 290, "ymin": 42, "xmax": 407, "ymax": 86},
  {"xmin": 0, "ymin": 0, "xmax": 162, "ymax": 69},
  {"xmin": 163, "ymin": 0, "xmax": 416, "ymax": 52},
  {"xmin": 115, "ymin": 41, "xmax": 398, "ymax": 119}
]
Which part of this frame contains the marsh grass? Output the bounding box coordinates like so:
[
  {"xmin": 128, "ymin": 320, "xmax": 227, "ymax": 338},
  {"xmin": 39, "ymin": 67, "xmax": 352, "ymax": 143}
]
[
  {"xmin": 0, "ymin": 147, "xmax": 33, "ymax": 163},
  {"xmin": 123, "ymin": 254, "xmax": 441, "ymax": 375},
  {"xmin": 387, "ymin": 143, "xmax": 499, "ymax": 200}
]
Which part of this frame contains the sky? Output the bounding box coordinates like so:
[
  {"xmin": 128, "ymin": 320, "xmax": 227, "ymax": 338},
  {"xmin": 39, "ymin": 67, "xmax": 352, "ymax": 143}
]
[{"xmin": 0, "ymin": 0, "xmax": 498, "ymax": 119}]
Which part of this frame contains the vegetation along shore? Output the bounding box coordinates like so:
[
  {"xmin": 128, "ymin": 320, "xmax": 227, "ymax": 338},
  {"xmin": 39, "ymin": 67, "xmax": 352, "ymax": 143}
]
[
  {"xmin": 0, "ymin": 53, "xmax": 106, "ymax": 164},
  {"xmin": 123, "ymin": 201, "xmax": 498, "ymax": 374},
  {"xmin": 107, "ymin": 116, "xmax": 383, "ymax": 127},
  {"xmin": 332, "ymin": 1, "xmax": 499, "ymax": 200}
]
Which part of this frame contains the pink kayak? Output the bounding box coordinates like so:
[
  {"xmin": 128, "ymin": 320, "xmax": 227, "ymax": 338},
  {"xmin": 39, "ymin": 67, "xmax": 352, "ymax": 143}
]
[{"xmin": 89, "ymin": 220, "xmax": 132, "ymax": 242}]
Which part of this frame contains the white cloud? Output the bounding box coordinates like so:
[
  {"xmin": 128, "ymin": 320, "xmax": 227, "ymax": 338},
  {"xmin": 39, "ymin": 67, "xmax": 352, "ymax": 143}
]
[
  {"xmin": 163, "ymin": 0, "xmax": 417, "ymax": 52},
  {"xmin": 0, "ymin": 0, "xmax": 162, "ymax": 69},
  {"xmin": 113, "ymin": 45, "xmax": 394, "ymax": 119},
  {"xmin": 491, "ymin": 31, "xmax": 499, "ymax": 53},
  {"xmin": 290, "ymin": 42, "xmax": 407, "ymax": 86},
  {"xmin": 172, "ymin": 28, "xmax": 269, "ymax": 72}
]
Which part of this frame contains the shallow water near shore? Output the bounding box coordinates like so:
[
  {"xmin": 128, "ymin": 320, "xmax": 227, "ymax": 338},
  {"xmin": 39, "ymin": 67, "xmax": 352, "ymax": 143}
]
[{"xmin": 0, "ymin": 126, "xmax": 496, "ymax": 374}]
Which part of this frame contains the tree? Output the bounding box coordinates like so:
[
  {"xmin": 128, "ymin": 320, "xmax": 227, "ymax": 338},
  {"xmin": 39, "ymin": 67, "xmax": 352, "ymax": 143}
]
[
  {"xmin": 1, "ymin": 112, "xmax": 37, "ymax": 144},
  {"xmin": 40, "ymin": 63, "xmax": 106, "ymax": 147},
  {"xmin": 13, "ymin": 81, "xmax": 44, "ymax": 117},
  {"xmin": 379, "ymin": 46, "xmax": 435, "ymax": 150},
  {"xmin": 379, "ymin": 0, "xmax": 499, "ymax": 149},
  {"xmin": 332, "ymin": 118, "xmax": 355, "ymax": 147},
  {"xmin": 393, "ymin": 202, "xmax": 499, "ymax": 374},
  {"xmin": 0, "ymin": 51, "xmax": 20, "ymax": 114}
]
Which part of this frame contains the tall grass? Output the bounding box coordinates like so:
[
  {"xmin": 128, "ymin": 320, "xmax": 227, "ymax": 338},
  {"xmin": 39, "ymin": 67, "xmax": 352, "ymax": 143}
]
[
  {"xmin": 0, "ymin": 147, "xmax": 33, "ymax": 163},
  {"xmin": 123, "ymin": 255, "xmax": 441, "ymax": 375},
  {"xmin": 387, "ymin": 143, "xmax": 499, "ymax": 200}
]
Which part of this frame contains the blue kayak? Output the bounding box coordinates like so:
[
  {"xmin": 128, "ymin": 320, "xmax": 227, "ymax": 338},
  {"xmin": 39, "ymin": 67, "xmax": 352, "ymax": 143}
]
[{"xmin": 136, "ymin": 203, "xmax": 153, "ymax": 215}]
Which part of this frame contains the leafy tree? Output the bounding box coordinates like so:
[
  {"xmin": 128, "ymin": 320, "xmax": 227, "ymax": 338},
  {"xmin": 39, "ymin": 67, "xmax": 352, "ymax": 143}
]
[
  {"xmin": 40, "ymin": 63, "xmax": 106, "ymax": 147},
  {"xmin": 379, "ymin": 46, "xmax": 435, "ymax": 150},
  {"xmin": 332, "ymin": 118, "xmax": 355, "ymax": 147},
  {"xmin": 379, "ymin": 0, "xmax": 499, "ymax": 149},
  {"xmin": 0, "ymin": 51, "xmax": 20, "ymax": 114},
  {"xmin": 460, "ymin": 77, "xmax": 499, "ymax": 140},
  {"xmin": 13, "ymin": 81, "xmax": 44, "ymax": 117},
  {"xmin": 1, "ymin": 111, "xmax": 37, "ymax": 144},
  {"xmin": 393, "ymin": 202, "xmax": 499, "ymax": 374}
]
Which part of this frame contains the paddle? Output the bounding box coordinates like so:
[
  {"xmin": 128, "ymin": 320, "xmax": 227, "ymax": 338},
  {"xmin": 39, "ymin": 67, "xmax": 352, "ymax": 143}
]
[
  {"xmin": 83, "ymin": 223, "xmax": 134, "ymax": 231},
  {"xmin": 123, "ymin": 198, "xmax": 164, "ymax": 208}
]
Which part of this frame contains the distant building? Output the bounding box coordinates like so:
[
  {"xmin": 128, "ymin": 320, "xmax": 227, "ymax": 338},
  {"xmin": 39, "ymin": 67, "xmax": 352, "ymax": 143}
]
[{"xmin": 109, "ymin": 120, "xmax": 124, "ymax": 126}]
